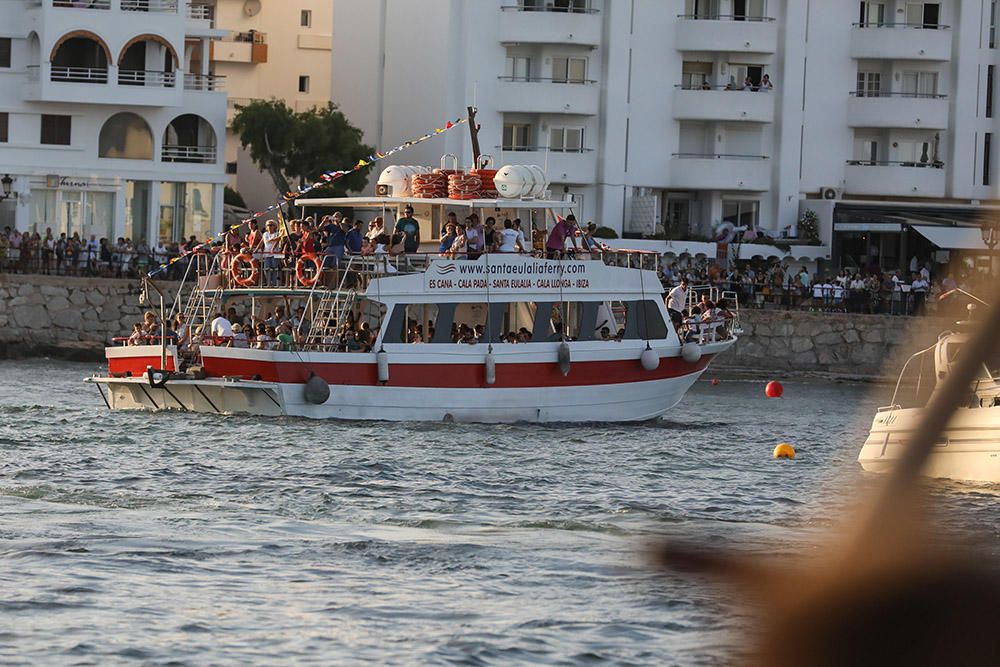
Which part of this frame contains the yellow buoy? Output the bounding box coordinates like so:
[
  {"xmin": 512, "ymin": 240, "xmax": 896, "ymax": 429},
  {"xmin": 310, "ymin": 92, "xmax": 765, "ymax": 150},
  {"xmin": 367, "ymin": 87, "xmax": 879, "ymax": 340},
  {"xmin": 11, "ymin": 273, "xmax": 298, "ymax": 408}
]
[{"xmin": 773, "ymin": 443, "xmax": 796, "ymax": 460}]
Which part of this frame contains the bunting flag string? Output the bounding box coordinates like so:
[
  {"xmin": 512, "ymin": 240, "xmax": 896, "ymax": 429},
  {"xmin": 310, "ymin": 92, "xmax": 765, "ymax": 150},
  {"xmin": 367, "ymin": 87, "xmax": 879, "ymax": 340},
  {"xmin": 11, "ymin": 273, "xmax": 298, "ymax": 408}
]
[{"xmin": 147, "ymin": 116, "xmax": 469, "ymax": 278}]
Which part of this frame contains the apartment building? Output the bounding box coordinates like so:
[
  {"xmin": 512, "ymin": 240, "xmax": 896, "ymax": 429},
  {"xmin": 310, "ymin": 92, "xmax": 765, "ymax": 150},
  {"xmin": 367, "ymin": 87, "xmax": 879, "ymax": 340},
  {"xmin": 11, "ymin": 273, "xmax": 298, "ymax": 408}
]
[
  {"xmin": 331, "ymin": 0, "xmax": 1000, "ymax": 269},
  {"xmin": 195, "ymin": 0, "xmax": 332, "ymax": 212},
  {"xmin": 0, "ymin": 0, "xmax": 228, "ymax": 245}
]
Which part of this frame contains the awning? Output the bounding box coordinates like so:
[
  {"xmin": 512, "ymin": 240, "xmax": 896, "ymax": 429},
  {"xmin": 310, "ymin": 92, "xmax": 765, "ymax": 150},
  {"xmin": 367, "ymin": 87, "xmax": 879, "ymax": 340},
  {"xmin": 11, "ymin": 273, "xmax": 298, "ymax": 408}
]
[
  {"xmin": 834, "ymin": 222, "xmax": 903, "ymax": 233},
  {"xmin": 912, "ymin": 225, "xmax": 988, "ymax": 251}
]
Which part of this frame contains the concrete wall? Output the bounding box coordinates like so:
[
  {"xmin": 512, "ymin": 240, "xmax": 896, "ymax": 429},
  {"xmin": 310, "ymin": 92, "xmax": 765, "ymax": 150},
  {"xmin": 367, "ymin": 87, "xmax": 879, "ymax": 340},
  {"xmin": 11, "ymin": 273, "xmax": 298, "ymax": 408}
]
[
  {"xmin": 0, "ymin": 273, "xmax": 151, "ymax": 360},
  {"xmin": 719, "ymin": 309, "xmax": 951, "ymax": 380}
]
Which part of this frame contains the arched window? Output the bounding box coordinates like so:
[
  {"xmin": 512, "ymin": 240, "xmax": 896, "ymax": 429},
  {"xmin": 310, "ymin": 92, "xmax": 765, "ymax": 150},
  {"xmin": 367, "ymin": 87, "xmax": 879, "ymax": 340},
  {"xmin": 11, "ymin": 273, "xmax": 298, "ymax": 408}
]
[
  {"xmin": 99, "ymin": 112, "xmax": 153, "ymax": 159},
  {"xmin": 162, "ymin": 114, "xmax": 217, "ymax": 163},
  {"xmin": 50, "ymin": 31, "xmax": 111, "ymax": 83}
]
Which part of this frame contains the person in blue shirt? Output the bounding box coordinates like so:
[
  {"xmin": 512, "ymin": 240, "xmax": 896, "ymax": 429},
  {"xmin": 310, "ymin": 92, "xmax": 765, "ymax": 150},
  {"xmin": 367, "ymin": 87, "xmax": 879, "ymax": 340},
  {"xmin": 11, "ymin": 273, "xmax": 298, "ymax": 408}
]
[
  {"xmin": 438, "ymin": 221, "xmax": 457, "ymax": 255},
  {"xmin": 323, "ymin": 218, "xmax": 347, "ymax": 269},
  {"xmin": 394, "ymin": 205, "xmax": 421, "ymax": 253},
  {"xmin": 345, "ymin": 219, "xmax": 363, "ymax": 254}
]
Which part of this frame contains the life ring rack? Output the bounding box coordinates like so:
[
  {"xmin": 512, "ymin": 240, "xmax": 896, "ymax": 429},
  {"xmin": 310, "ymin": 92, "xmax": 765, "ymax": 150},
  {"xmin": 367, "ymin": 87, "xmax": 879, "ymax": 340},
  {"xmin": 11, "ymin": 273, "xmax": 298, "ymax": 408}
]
[
  {"xmin": 296, "ymin": 253, "xmax": 322, "ymax": 287},
  {"xmin": 230, "ymin": 252, "xmax": 259, "ymax": 287}
]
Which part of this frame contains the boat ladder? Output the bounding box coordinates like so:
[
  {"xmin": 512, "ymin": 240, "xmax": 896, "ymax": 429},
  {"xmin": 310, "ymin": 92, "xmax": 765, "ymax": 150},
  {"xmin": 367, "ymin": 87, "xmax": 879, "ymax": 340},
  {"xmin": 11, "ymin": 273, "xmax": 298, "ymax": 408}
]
[{"xmin": 306, "ymin": 289, "xmax": 356, "ymax": 350}]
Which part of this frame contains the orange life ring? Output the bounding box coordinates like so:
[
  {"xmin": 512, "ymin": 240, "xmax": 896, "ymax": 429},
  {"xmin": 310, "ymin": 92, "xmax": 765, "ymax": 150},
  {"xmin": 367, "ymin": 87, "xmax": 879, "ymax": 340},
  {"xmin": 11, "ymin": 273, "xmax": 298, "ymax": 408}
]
[
  {"xmin": 296, "ymin": 253, "xmax": 322, "ymax": 287},
  {"xmin": 230, "ymin": 252, "xmax": 259, "ymax": 287}
]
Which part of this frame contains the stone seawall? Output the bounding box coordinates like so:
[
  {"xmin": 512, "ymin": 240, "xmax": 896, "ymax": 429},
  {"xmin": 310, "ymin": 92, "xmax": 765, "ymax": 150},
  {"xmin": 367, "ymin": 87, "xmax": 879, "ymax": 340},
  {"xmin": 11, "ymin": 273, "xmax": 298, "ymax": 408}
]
[
  {"xmin": 0, "ymin": 273, "xmax": 154, "ymax": 360},
  {"xmin": 717, "ymin": 309, "xmax": 951, "ymax": 380},
  {"xmin": 0, "ymin": 273, "xmax": 952, "ymax": 378}
]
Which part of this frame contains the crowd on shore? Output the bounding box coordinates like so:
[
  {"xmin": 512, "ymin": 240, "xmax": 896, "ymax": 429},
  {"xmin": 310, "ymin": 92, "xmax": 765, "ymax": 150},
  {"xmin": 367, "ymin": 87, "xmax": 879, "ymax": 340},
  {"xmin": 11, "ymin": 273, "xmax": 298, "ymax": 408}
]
[{"xmin": 3, "ymin": 223, "xmax": 992, "ymax": 317}]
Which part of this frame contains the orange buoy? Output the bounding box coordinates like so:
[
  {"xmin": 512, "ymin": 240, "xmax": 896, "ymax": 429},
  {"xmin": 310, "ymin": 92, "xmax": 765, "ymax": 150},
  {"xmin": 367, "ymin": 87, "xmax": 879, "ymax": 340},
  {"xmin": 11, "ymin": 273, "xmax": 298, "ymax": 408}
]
[
  {"xmin": 773, "ymin": 443, "xmax": 796, "ymax": 459},
  {"xmin": 765, "ymin": 381, "xmax": 784, "ymax": 398}
]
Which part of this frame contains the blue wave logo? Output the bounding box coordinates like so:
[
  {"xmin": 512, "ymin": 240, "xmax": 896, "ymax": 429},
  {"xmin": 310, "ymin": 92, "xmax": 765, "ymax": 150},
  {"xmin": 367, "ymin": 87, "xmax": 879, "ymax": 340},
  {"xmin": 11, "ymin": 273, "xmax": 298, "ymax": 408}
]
[{"xmin": 436, "ymin": 263, "xmax": 457, "ymax": 274}]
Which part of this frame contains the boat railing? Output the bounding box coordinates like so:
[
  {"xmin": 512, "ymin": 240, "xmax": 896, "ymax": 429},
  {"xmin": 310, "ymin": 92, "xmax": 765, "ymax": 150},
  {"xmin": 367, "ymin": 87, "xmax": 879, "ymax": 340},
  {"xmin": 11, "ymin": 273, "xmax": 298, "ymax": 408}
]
[
  {"xmin": 888, "ymin": 344, "xmax": 937, "ymax": 410},
  {"xmin": 186, "ymin": 248, "xmax": 661, "ymax": 293}
]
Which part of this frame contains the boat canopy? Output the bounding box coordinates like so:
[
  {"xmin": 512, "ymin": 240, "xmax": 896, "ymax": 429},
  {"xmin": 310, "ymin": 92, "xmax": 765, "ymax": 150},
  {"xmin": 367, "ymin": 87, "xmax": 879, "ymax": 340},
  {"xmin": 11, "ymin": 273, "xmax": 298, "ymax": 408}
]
[{"xmin": 294, "ymin": 196, "xmax": 577, "ymax": 211}]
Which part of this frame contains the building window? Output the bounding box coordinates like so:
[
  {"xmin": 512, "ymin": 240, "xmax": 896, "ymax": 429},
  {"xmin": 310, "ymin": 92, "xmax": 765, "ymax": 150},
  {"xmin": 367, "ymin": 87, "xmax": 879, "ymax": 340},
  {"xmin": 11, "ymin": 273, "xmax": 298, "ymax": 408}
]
[
  {"xmin": 226, "ymin": 161, "xmax": 238, "ymax": 175},
  {"xmin": 905, "ymin": 2, "xmax": 940, "ymax": 29},
  {"xmin": 502, "ymin": 123, "xmax": 533, "ymax": 151},
  {"xmin": 504, "ymin": 55, "xmax": 532, "ymax": 81},
  {"xmin": 856, "ymin": 71, "xmax": 881, "ymax": 97},
  {"xmin": 686, "ymin": 0, "xmax": 720, "ymax": 19},
  {"xmin": 300, "ymin": 9, "xmax": 312, "ymax": 27},
  {"xmin": 733, "ymin": 0, "xmax": 766, "ymax": 21},
  {"xmin": 550, "ymin": 127, "xmax": 584, "ymax": 152},
  {"xmin": 859, "ymin": 2, "xmax": 886, "ymax": 26},
  {"xmin": 552, "ymin": 56, "xmax": 587, "ymax": 83},
  {"xmin": 0, "ymin": 38, "xmax": 11, "ymax": 68},
  {"xmin": 682, "ymin": 61, "xmax": 712, "ymax": 89},
  {"xmin": 730, "ymin": 63, "xmax": 764, "ymax": 89},
  {"xmin": 901, "ymin": 71, "xmax": 938, "ymax": 98},
  {"xmin": 988, "ymin": 66, "xmax": 995, "ymax": 118},
  {"xmin": 0, "ymin": 112, "xmax": 7, "ymax": 143},
  {"xmin": 40, "ymin": 114, "xmax": 72, "ymax": 146},
  {"xmin": 722, "ymin": 201, "xmax": 759, "ymax": 228},
  {"xmin": 991, "ymin": 0, "xmax": 997, "ymax": 48},
  {"xmin": 985, "ymin": 133, "xmax": 993, "ymax": 186},
  {"xmin": 298, "ymin": 75, "xmax": 310, "ymax": 93}
]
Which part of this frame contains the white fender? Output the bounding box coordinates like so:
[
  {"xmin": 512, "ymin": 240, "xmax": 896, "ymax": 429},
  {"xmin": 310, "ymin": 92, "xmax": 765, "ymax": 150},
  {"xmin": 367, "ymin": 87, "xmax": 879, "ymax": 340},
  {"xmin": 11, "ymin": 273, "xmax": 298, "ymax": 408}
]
[
  {"xmin": 485, "ymin": 349, "xmax": 497, "ymax": 386},
  {"xmin": 640, "ymin": 346, "xmax": 660, "ymax": 371},
  {"xmin": 558, "ymin": 341, "xmax": 571, "ymax": 376},
  {"xmin": 681, "ymin": 343, "xmax": 702, "ymax": 364},
  {"xmin": 376, "ymin": 349, "xmax": 390, "ymax": 383}
]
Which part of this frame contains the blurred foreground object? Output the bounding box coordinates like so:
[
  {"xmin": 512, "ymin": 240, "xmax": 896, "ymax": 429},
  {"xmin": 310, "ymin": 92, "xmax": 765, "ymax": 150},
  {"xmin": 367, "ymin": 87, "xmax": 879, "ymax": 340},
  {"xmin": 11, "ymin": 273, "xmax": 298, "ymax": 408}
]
[{"xmin": 656, "ymin": 290, "xmax": 1000, "ymax": 666}]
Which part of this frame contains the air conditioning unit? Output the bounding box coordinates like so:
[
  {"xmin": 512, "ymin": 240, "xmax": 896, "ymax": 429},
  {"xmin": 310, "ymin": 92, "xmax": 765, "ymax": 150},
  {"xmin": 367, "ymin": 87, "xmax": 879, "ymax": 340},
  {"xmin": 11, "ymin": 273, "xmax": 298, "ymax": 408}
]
[{"xmin": 820, "ymin": 187, "xmax": 840, "ymax": 201}]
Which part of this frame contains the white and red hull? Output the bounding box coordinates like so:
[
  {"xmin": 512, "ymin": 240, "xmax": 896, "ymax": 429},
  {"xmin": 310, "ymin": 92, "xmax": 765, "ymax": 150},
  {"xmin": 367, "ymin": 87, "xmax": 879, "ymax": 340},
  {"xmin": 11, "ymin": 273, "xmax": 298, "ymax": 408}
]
[{"xmin": 91, "ymin": 340, "xmax": 730, "ymax": 423}]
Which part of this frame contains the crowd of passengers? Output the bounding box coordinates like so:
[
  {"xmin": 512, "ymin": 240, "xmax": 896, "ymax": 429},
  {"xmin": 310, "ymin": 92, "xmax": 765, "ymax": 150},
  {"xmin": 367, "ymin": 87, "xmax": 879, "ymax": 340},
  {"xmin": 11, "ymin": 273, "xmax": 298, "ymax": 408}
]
[{"xmin": 219, "ymin": 209, "xmax": 607, "ymax": 285}]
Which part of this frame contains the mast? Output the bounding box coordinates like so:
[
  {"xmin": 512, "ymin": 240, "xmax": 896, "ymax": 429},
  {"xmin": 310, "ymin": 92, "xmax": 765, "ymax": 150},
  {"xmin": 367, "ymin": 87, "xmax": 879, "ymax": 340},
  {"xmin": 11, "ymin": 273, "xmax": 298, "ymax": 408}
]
[{"xmin": 467, "ymin": 105, "xmax": 481, "ymax": 168}]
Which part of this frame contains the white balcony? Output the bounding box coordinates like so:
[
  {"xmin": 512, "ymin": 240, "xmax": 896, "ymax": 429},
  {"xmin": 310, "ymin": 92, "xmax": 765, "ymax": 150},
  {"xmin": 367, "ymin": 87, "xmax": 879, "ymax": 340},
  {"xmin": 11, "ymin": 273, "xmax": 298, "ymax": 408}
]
[
  {"xmin": 495, "ymin": 78, "xmax": 599, "ymax": 116},
  {"xmin": 162, "ymin": 144, "xmax": 217, "ymax": 164},
  {"xmin": 674, "ymin": 15, "xmax": 778, "ymax": 54},
  {"xmin": 850, "ymin": 24, "xmax": 952, "ymax": 61},
  {"xmin": 498, "ymin": 5, "xmax": 602, "ymax": 47},
  {"xmin": 496, "ymin": 147, "xmax": 598, "ymax": 185},
  {"xmin": 844, "ymin": 162, "xmax": 946, "ymax": 197},
  {"xmin": 847, "ymin": 93, "xmax": 949, "ymax": 129},
  {"xmin": 184, "ymin": 73, "xmax": 225, "ymax": 92},
  {"xmin": 120, "ymin": 0, "xmax": 178, "ymax": 12},
  {"xmin": 668, "ymin": 154, "xmax": 771, "ymax": 191},
  {"xmin": 25, "ymin": 64, "xmax": 183, "ymax": 106},
  {"xmin": 672, "ymin": 87, "xmax": 775, "ymax": 123}
]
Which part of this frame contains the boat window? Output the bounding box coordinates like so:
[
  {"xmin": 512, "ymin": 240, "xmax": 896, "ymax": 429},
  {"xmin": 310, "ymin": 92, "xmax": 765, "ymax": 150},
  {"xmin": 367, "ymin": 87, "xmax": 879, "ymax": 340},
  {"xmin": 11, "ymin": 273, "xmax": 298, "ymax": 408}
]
[{"xmin": 384, "ymin": 300, "xmax": 668, "ymax": 343}]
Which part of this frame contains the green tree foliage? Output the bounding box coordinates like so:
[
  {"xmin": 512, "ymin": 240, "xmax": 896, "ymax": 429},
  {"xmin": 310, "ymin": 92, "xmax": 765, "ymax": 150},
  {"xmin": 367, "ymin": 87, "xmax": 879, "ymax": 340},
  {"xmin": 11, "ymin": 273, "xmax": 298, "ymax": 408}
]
[
  {"xmin": 231, "ymin": 100, "xmax": 374, "ymax": 198},
  {"xmin": 223, "ymin": 186, "xmax": 246, "ymax": 208}
]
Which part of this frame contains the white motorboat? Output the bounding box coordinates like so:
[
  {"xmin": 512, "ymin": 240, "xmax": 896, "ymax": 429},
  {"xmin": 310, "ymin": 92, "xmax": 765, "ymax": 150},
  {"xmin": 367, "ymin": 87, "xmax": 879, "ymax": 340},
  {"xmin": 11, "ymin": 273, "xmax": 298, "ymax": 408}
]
[{"xmin": 858, "ymin": 308, "xmax": 1000, "ymax": 483}]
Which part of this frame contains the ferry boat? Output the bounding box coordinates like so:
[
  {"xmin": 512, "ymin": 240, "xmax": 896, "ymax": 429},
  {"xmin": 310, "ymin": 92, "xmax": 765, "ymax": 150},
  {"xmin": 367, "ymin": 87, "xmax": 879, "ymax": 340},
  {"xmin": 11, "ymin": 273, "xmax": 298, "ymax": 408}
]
[
  {"xmin": 87, "ymin": 166, "xmax": 738, "ymax": 423},
  {"xmin": 858, "ymin": 299, "xmax": 1000, "ymax": 483}
]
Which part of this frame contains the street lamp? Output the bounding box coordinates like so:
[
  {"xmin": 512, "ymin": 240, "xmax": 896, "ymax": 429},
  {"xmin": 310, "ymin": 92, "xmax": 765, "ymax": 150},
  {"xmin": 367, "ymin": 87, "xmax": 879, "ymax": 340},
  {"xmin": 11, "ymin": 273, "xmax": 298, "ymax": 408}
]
[
  {"xmin": 981, "ymin": 218, "xmax": 1000, "ymax": 251},
  {"xmin": 0, "ymin": 174, "xmax": 12, "ymax": 201}
]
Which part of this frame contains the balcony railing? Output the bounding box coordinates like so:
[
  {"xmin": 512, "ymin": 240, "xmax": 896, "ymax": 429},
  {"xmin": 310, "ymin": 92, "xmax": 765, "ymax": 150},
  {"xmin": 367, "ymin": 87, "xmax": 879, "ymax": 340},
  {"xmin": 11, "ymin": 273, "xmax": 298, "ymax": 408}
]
[
  {"xmin": 677, "ymin": 13, "xmax": 776, "ymax": 22},
  {"xmin": 162, "ymin": 145, "xmax": 217, "ymax": 163},
  {"xmin": 497, "ymin": 75, "xmax": 597, "ymax": 85},
  {"xmin": 184, "ymin": 73, "xmax": 225, "ymax": 91},
  {"xmin": 501, "ymin": 3, "xmax": 599, "ymax": 14},
  {"xmin": 846, "ymin": 159, "xmax": 944, "ymax": 168},
  {"xmin": 186, "ymin": 3, "xmax": 213, "ymax": 20},
  {"xmin": 51, "ymin": 66, "xmax": 108, "ymax": 83},
  {"xmin": 52, "ymin": 0, "xmax": 111, "ymax": 8},
  {"xmin": 849, "ymin": 90, "xmax": 947, "ymax": 99},
  {"xmin": 231, "ymin": 30, "xmax": 267, "ymax": 44},
  {"xmin": 852, "ymin": 21, "xmax": 950, "ymax": 29},
  {"xmin": 118, "ymin": 69, "xmax": 176, "ymax": 87},
  {"xmin": 122, "ymin": 0, "xmax": 178, "ymax": 11},
  {"xmin": 673, "ymin": 152, "xmax": 769, "ymax": 160},
  {"xmin": 498, "ymin": 145, "xmax": 593, "ymax": 153},
  {"xmin": 676, "ymin": 83, "xmax": 774, "ymax": 91}
]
